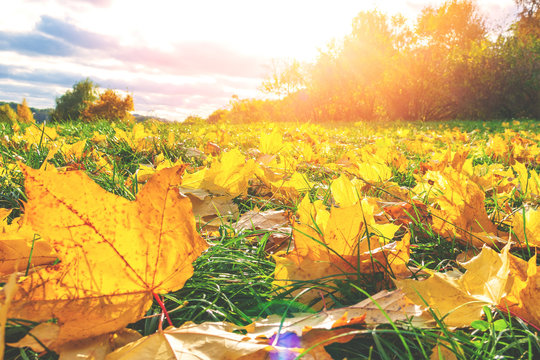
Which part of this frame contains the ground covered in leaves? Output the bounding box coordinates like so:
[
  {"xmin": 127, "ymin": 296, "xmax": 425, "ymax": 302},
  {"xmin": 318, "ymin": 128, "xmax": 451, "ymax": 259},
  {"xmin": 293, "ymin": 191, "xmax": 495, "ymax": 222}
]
[{"xmin": 0, "ymin": 119, "xmax": 539, "ymax": 359}]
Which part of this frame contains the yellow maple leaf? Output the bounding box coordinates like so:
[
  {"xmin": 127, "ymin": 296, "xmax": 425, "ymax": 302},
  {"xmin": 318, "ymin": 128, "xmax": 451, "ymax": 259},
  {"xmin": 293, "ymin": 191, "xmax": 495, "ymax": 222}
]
[
  {"xmin": 330, "ymin": 174, "xmax": 361, "ymax": 207},
  {"xmin": 512, "ymin": 207, "xmax": 539, "ymax": 247},
  {"xmin": 512, "ymin": 161, "xmax": 539, "ymax": 201},
  {"xmin": 396, "ymin": 244, "xmax": 540, "ymax": 328},
  {"xmin": 182, "ymin": 149, "xmax": 256, "ymax": 197},
  {"xmin": 270, "ymin": 171, "xmax": 313, "ymax": 201},
  {"xmin": 259, "ymin": 128, "xmax": 283, "ymax": 154},
  {"xmin": 414, "ymin": 169, "xmax": 506, "ymax": 247},
  {"xmin": 5, "ymin": 164, "xmax": 208, "ymax": 350},
  {"xmin": 274, "ymin": 201, "xmax": 409, "ymax": 304}
]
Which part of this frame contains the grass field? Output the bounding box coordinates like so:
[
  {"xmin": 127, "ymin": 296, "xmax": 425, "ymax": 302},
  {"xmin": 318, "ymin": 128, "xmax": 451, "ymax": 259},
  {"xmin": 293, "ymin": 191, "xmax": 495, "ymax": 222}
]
[{"xmin": 1, "ymin": 119, "xmax": 539, "ymax": 359}]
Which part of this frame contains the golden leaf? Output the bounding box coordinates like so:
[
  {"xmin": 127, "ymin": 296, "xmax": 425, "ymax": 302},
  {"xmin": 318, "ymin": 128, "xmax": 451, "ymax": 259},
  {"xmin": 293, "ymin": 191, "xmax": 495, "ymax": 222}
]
[
  {"xmin": 512, "ymin": 207, "xmax": 539, "ymax": 247},
  {"xmin": 182, "ymin": 149, "xmax": 256, "ymax": 197},
  {"xmin": 0, "ymin": 216, "xmax": 56, "ymax": 276},
  {"xmin": 0, "ymin": 273, "xmax": 17, "ymax": 359},
  {"xmin": 6, "ymin": 164, "xmax": 208, "ymax": 350},
  {"xmin": 415, "ymin": 169, "xmax": 506, "ymax": 247},
  {"xmin": 274, "ymin": 201, "xmax": 410, "ymax": 304},
  {"xmin": 396, "ymin": 244, "xmax": 540, "ymax": 328}
]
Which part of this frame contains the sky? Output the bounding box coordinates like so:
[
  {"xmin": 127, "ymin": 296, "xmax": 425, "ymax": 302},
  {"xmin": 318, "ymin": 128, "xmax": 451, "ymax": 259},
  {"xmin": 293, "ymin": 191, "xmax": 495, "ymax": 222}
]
[{"xmin": 0, "ymin": 0, "xmax": 518, "ymax": 121}]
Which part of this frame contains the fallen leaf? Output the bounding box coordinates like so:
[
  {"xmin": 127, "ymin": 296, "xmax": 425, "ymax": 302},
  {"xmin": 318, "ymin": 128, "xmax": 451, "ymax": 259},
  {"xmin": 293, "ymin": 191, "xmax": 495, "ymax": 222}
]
[
  {"xmin": 182, "ymin": 149, "xmax": 256, "ymax": 197},
  {"xmin": 430, "ymin": 338, "xmax": 462, "ymax": 360},
  {"xmin": 6, "ymin": 164, "xmax": 208, "ymax": 350},
  {"xmin": 330, "ymin": 174, "xmax": 361, "ymax": 207},
  {"xmin": 396, "ymin": 244, "xmax": 540, "ymax": 328},
  {"xmin": 8, "ymin": 323, "xmax": 59, "ymax": 353},
  {"xmin": 414, "ymin": 169, "xmax": 506, "ymax": 248},
  {"xmin": 60, "ymin": 328, "xmax": 142, "ymax": 360},
  {"xmin": 108, "ymin": 305, "xmax": 367, "ymax": 360},
  {"xmin": 274, "ymin": 201, "xmax": 410, "ymax": 304},
  {"xmin": 0, "ymin": 218, "xmax": 56, "ymax": 276},
  {"xmin": 512, "ymin": 207, "xmax": 539, "ymax": 247},
  {"xmin": 106, "ymin": 322, "xmax": 281, "ymax": 360},
  {"xmin": 179, "ymin": 187, "xmax": 239, "ymax": 229},
  {"xmin": 233, "ymin": 209, "xmax": 292, "ymax": 252},
  {"xmin": 270, "ymin": 171, "xmax": 313, "ymax": 201},
  {"xmin": 0, "ymin": 273, "xmax": 17, "ymax": 359},
  {"xmin": 250, "ymin": 289, "xmax": 427, "ymax": 333},
  {"xmin": 382, "ymin": 200, "xmax": 431, "ymax": 226}
]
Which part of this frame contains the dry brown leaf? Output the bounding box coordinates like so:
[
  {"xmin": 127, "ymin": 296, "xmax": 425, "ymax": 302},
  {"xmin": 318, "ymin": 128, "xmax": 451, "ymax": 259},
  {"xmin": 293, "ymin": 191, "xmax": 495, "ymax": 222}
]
[
  {"xmin": 107, "ymin": 304, "xmax": 367, "ymax": 360},
  {"xmin": 234, "ymin": 209, "xmax": 290, "ymax": 233},
  {"xmin": 59, "ymin": 328, "xmax": 142, "ymax": 360},
  {"xmin": 248, "ymin": 289, "xmax": 428, "ymax": 335},
  {"xmin": 6, "ymin": 164, "xmax": 209, "ymax": 350},
  {"xmin": 234, "ymin": 209, "xmax": 292, "ymax": 252},
  {"xmin": 8, "ymin": 323, "xmax": 59, "ymax": 353},
  {"xmin": 106, "ymin": 322, "xmax": 282, "ymax": 360},
  {"xmin": 10, "ymin": 324, "xmax": 142, "ymax": 359},
  {"xmin": 353, "ymin": 289, "xmax": 431, "ymax": 327},
  {"xmin": 179, "ymin": 187, "xmax": 239, "ymax": 228}
]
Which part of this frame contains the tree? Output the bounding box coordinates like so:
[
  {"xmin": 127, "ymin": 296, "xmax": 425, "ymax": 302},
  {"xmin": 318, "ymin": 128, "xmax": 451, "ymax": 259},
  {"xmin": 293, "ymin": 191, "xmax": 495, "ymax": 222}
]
[
  {"xmin": 308, "ymin": 11, "xmax": 404, "ymax": 121},
  {"xmin": 261, "ymin": 59, "xmax": 305, "ymax": 98},
  {"xmin": 0, "ymin": 104, "xmax": 18, "ymax": 123},
  {"xmin": 514, "ymin": 0, "xmax": 540, "ymax": 38},
  {"xmin": 51, "ymin": 78, "xmax": 98, "ymax": 122},
  {"xmin": 82, "ymin": 89, "xmax": 134, "ymax": 123},
  {"xmin": 416, "ymin": 0, "xmax": 486, "ymax": 50},
  {"xmin": 17, "ymin": 98, "xmax": 35, "ymax": 123}
]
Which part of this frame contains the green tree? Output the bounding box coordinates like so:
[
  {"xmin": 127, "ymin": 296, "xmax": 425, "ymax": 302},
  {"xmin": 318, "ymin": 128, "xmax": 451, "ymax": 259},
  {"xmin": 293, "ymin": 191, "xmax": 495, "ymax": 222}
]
[{"xmin": 51, "ymin": 78, "xmax": 97, "ymax": 122}]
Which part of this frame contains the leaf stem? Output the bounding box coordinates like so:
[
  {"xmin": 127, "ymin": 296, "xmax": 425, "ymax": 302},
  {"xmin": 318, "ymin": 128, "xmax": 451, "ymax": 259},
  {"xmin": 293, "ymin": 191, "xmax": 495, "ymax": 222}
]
[{"xmin": 153, "ymin": 292, "xmax": 173, "ymax": 328}]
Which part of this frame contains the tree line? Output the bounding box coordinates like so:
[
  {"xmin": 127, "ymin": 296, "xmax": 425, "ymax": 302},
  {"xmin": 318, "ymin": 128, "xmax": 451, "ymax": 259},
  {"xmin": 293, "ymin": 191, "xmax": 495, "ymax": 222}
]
[
  {"xmin": 213, "ymin": 0, "xmax": 539, "ymax": 123},
  {"xmin": 0, "ymin": 79, "xmax": 134, "ymax": 124}
]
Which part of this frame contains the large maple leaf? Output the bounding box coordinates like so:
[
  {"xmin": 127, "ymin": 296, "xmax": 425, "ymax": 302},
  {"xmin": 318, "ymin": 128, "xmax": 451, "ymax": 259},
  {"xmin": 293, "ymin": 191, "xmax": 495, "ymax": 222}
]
[{"xmin": 7, "ymin": 164, "xmax": 209, "ymax": 350}]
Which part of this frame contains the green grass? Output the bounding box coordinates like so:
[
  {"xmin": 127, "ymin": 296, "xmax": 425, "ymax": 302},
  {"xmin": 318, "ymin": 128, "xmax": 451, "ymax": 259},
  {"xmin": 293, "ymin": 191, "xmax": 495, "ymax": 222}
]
[{"xmin": 1, "ymin": 118, "xmax": 539, "ymax": 360}]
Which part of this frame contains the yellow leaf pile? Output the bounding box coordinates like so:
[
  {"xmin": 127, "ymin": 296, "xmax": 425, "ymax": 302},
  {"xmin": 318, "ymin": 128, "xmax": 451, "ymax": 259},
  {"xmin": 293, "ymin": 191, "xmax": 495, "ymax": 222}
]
[{"xmin": 1, "ymin": 119, "xmax": 539, "ymax": 359}]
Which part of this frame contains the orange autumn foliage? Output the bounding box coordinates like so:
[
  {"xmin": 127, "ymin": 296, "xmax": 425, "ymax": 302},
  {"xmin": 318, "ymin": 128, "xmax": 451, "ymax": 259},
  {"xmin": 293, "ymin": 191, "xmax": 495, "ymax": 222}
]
[
  {"xmin": 82, "ymin": 89, "xmax": 134, "ymax": 123},
  {"xmin": 16, "ymin": 98, "xmax": 35, "ymax": 124}
]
